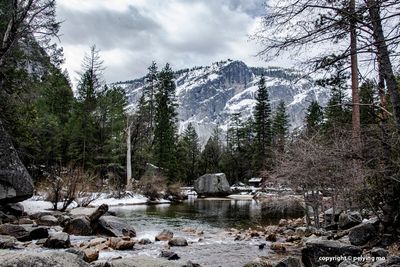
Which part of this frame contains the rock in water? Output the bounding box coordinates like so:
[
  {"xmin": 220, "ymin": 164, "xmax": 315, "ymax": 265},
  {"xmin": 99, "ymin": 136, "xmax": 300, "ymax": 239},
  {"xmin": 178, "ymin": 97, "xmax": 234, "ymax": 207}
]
[
  {"xmin": 95, "ymin": 216, "xmax": 136, "ymax": 237},
  {"xmin": 44, "ymin": 232, "xmax": 71, "ymax": 248},
  {"xmin": 64, "ymin": 216, "xmax": 93, "ymax": 236},
  {"xmin": 193, "ymin": 173, "xmax": 231, "ymax": 197},
  {"xmin": 168, "ymin": 237, "xmax": 188, "ymax": 247},
  {"xmin": 155, "ymin": 229, "xmax": 174, "ymax": 241},
  {"xmin": 0, "ymin": 121, "xmax": 34, "ymax": 203}
]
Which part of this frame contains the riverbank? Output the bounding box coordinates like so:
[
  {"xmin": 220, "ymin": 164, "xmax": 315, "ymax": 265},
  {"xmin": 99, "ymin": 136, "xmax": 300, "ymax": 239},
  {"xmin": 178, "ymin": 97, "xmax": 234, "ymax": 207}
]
[{"xmin": 0, "ymin": 194, "xmax": 399, "ymax": 267}]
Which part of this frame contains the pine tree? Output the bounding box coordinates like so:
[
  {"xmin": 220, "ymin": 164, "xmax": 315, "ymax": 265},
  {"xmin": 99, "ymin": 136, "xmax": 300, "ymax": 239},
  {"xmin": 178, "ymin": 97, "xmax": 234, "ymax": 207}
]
[
  {"xmin": 253, "ymin": 75, "xmax": 272, "ymax": 169},
  {"xmin": 153, "ymin": 63, "xmax": 178, "ymax": 181},
  {"xmin": 199, "ymin": 126, "xmax": 222, "ymax": 174},
  {"xmin": 272, "ymin": 101, "xmax": 290, "ymax": 152},
  {"xmin": 305, "ymin": 101, "xmax": 324, "ymax": 133},
  {"xmin": 68, "ymin": 45, "xmax": 105, "ymax": 169},
  {"xmin": 182, "ymin": 123, "xmax": 200, "ymax": 183}
]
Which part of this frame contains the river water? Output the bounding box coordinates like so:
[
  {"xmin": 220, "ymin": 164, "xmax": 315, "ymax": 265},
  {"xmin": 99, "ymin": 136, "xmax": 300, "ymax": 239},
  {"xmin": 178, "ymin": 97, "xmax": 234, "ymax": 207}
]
[{"xmin": 101, "ymin": 197, "xmax": 291, "ymax": 267}]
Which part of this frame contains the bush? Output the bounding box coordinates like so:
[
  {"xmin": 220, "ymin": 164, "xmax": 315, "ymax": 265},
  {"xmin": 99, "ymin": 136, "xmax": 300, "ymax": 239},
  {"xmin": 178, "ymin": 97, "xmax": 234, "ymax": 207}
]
[
  {"xmin": 260, "ymin": 195, "xmax": 305, "ymax": 217},
  {"xmin": 166, "ymin": 181, "xmax": 185, "ymax": 202},
  {"xmin": 43, "ymin": 166, "xmax": 101, "ymax": 211},
  {"xmin": 138, "ymin": 175, "xmax": 167, "ymax": 201}
]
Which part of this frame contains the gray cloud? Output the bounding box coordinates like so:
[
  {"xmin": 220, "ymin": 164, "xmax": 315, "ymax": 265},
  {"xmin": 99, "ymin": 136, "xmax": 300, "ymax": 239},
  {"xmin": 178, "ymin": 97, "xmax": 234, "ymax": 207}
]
[{"xmin": 56, "ymin": 0, "xmax": 267, "ymax": 85}]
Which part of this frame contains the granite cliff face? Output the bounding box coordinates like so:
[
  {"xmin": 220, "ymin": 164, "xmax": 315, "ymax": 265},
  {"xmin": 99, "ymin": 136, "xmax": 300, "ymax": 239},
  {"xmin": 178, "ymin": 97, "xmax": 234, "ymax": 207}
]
[{"xmin": 116, "ymin": 59, "xmax": 330, "ymax": 144}]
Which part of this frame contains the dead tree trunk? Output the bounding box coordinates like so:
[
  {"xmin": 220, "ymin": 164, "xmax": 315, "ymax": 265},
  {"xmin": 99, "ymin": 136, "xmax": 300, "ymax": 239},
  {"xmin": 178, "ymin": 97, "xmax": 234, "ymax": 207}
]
[{"xmin": 367, "ymin": 0, "xmax": 400, "ymax": 134}]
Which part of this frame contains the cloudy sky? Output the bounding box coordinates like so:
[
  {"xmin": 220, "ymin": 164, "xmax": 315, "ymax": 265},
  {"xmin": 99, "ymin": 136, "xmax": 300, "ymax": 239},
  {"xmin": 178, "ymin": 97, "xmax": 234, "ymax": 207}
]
[{"xmin": 55, "ymin": 0, "xmax": 279, "ymax": 85}]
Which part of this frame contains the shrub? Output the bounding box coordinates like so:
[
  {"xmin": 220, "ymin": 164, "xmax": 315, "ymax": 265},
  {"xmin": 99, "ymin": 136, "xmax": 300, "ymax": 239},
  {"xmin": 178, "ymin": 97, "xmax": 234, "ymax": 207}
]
[{"xmin": 138, "ymin": 175, "xmax": 167, "ymax": 201}]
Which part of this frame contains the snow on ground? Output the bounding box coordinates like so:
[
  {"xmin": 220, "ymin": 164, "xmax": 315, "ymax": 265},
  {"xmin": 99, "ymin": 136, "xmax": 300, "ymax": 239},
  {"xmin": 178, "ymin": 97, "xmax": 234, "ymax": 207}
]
[{"xmin": 21, "ymin": 192, "xmax": 172, "ymax": 214}]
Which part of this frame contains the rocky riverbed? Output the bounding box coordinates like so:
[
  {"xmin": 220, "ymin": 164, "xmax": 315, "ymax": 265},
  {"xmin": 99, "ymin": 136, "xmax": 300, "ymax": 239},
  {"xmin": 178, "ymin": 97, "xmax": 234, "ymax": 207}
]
[{"xmin": 0, "ymin": 198, "xmax": 399, "ymax": 267}]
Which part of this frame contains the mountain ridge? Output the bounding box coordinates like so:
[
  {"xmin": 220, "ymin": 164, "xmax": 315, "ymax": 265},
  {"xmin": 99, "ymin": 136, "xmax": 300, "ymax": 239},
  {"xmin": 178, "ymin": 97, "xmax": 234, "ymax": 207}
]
[{"xmin": 114, "ymin": 59, "xmax": 330, "ymax": 144}]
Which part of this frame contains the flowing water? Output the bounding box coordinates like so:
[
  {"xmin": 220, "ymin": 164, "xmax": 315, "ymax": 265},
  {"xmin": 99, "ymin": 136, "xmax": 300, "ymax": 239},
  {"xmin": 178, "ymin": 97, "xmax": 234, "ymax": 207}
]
[{"xmin": 100, "ymin": 197, "xmax": 293, "ymax": 267}]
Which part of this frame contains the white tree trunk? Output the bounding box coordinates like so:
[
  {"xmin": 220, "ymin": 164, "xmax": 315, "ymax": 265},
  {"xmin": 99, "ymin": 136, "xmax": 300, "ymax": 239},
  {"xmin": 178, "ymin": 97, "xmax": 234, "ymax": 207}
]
[{"xmin": 126, "ymin": 118, "xmax": 132, "ymax": 190}]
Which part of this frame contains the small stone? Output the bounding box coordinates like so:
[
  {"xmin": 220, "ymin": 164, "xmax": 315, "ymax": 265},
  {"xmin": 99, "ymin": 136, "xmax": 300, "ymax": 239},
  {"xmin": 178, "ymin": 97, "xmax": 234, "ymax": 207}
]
[
  {"xmin": 37, "ymin": 215, "xmax": 58, "ymax": 226},
  {"xmin": 43, "ymin": 232, "xmax": 70, "ymax": 248},
  {"xmin": 115, "ymin": 240, "xmax": 134, "ymax": 250},
  {"xmin": 271, "ymin": 242, "xmax": 286, "ymax": 252},
  {"xmin": 160, "ymin": 250, "xmax": 180, "ymax": 260},
  {"xmin": 370, "ymin": 248, "xmax": 388, "ymax": 258},
  {"xmin": 83, "ymin": 248, "xmax": 99, "ymax": 262},
  {"xmin": 138, "ymin": 238, "xmax": 152, "ymax": 245},
  {"xmin": 155, "ymin": 229, "xmax": 174, "ymax": 241},
  {"xmin": 168, "ymin": 237, "xmax": 188, "ymax": 247},
  {"xmin": 88, "ymin": 237, "xmax": 107, "ymax": 247}
]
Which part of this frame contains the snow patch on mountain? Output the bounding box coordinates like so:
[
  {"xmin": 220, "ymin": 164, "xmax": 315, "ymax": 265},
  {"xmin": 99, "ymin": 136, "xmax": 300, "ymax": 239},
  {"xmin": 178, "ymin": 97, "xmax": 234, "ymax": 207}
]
[{"xmin": 114, "ymin": 59, "xmax": 330, "ymax": 145}]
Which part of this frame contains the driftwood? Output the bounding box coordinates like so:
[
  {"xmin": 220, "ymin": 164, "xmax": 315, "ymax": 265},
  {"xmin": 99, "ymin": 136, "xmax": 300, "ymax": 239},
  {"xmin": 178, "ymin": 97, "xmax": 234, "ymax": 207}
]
[{"xmin": 88, "ymin": 204, "xmax": 108, "ymax": 223}]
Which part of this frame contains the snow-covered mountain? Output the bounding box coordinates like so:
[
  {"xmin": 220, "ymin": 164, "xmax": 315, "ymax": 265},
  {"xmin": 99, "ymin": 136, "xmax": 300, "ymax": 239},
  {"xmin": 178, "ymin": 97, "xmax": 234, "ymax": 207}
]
[{"xmin": 115, "ymin": 59, "xmax": 330, "ymax": 144}]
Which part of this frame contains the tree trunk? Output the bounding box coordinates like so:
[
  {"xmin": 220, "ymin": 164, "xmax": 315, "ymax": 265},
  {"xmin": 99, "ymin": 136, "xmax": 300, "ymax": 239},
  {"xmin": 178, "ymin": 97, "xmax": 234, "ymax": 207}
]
[
  {"xmin": 126, "ymin": 118, "xmax": 132, "ymax": 190},
  {"xmin": 367, "ymin": 0, "xmax": 400, "ymax": 133},
  {"xmin": 350, "ymin": 0, "xmax": 362, "ymax": 185}
]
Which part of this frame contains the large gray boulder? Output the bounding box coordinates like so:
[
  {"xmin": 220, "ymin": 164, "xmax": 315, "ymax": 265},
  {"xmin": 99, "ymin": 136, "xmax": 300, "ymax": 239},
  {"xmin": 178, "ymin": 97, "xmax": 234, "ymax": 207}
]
[
  {"xmin": 302, "ymin": 239, "xmax": 362, "ymax": 267},
  {"xmin": 0, "ymin": 121, "xmax": 34, "ymax": 203},
  {"xmin": 0, "ymin": 250, "xmax": 89, "ymax": 267},
  {"xmin": 94, "ymin": 216, "xmax": 136, "ymax": 237},
  {"xmin": 348, "ymin": 223, "xmax": 377, "ymax": 246},
  {"xmin": 194, "ymin": 173, "xmax": 231, "ymax": 197}
]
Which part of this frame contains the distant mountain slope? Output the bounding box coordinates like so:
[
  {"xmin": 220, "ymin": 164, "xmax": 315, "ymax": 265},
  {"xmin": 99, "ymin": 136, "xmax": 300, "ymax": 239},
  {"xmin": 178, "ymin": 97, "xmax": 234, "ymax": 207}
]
[{"xmin": 114, "ymin": 59, "xmax": 330, "ymax": 144}]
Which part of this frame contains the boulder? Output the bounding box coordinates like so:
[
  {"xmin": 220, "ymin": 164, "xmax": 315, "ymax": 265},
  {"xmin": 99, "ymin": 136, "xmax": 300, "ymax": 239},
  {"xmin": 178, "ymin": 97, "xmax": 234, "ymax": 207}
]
[
  {"xmin": 339, "ymin": 211, "xmax": 362, "ymax": 230},
  {"xmin": 348, "ymin": 223, "xmax": 377, "ymax": 246},
  {"xmin": 3, "ymin": 202, "xmax": 24, "ymax": 216},
  {"xmin": 0, "ymin": 234, "xmax": 17, "ymax": 249},
  {"xmin": 37, "ymin": 215, "xmax": 59, "ymax": 226},
  {"xmin": 0, "ymin": 223, "xmax": 29, "ymax": 240},
  {"xmin": 0, "ymin": 250, "xmax": 89, "ymax": 267},
  {"xmin": 155, "ymin": 229, "xmax": 174, "ymax": 241},
  {"xmin": 168, "ymin": 237, "xmax": 188, "ymax": 246},
  {"xmin": 44, "ymin": 232, "xmax": 70, "ymax": 248},
  {"xmin": 94, "ymin": 215, "xmax": 136, "ymax": 237},
  {"xmin": 193, "ymin": 173, "xmax": 231, "ymax": 197},
  {"xmin": 302, "ymin": 239, "xmax": 362, "ymax": 267},
  {"xmin": 0, "ymin": 122, "xmax": 34, "ymax": 203},
  {"xmin": 64, "ymin": 216, "xmax": 93, "ymax": 236}
]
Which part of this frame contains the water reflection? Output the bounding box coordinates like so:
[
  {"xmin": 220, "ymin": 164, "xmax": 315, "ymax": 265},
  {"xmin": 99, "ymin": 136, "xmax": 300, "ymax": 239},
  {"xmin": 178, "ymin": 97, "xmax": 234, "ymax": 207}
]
[{"xmin": 112, "ymin": 197, "xmax": 294, "ymax": 230}]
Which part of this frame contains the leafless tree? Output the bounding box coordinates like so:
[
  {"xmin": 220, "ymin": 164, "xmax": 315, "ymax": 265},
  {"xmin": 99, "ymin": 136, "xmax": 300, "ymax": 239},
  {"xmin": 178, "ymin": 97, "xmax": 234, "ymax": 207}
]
[{"xmin": 0, "ymin": 0, "xmax": 60, "ymax": 68}]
